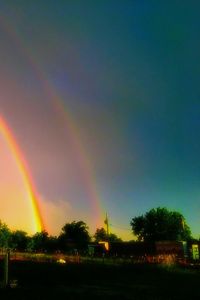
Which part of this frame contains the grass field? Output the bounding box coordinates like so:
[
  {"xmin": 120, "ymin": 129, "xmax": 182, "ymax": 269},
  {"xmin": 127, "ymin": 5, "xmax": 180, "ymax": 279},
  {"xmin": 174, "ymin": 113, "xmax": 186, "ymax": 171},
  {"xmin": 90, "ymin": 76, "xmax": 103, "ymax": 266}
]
[{"xmin": 0, "ymin": 259, "xmax": 200, "ymax": 299}]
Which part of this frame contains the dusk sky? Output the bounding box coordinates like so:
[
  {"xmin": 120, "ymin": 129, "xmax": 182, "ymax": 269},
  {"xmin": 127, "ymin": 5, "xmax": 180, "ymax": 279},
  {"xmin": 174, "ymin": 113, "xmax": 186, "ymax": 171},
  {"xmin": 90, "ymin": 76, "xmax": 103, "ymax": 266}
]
[{"xmin": 0, "ymin": 1, "xmax": 200, "ymax": 240}]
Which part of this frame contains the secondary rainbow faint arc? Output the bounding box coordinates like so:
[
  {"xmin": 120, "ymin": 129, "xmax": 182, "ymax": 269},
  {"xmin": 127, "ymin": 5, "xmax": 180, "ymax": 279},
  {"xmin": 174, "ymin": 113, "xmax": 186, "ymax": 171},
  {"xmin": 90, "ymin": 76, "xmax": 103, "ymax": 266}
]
[
  {"xmin": 39, "ymin": 77, "xmax": 104, "ymax": 228},
  {"xmin": 0, "ymin": 117, "xmax": 44, "ymax": 233}
]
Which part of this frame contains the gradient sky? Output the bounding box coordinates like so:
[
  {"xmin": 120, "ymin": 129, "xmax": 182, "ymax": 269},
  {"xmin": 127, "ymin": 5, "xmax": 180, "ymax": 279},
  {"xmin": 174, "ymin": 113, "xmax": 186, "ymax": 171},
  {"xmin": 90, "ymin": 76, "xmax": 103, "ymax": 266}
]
[{"xmin": 0, "ymin": 1, "xmax": 200, "ymax": 240}]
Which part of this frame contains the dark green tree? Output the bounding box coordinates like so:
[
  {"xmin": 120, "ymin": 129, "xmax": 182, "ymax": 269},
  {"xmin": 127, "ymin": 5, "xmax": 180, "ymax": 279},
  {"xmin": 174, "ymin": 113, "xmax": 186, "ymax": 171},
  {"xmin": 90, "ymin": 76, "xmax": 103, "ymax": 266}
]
[
  {"xmin": 109, "ymin": 233, "xmax": 122, "ymax": 243},
  {"xmin": 0, "ymin": 221, "xmax": 11, "ymax": 249},
  {"xmin": 10, "ymin": 230, "xmax": 28, "ymax": 251},
  {"xmin": 94, "ymin": 228, "xmax": 107, "ymax": 242},
  {"xmin": 130, "ymin": 207, "xmax": 191, "ymax": 241},
  {"xmin": 59, "ymin": 221, "xmax": 90, "ymax": 251},
  {"xmin": 94, "ymin": 227, "xmax": 122, "ymax": 243},
  {"xmin": 27, "ymin": 231, "xmax": 49, "ymax": 252},
  {"xmin": 46, "ymin": 235, "xmax": 58, "ymax": 252}
]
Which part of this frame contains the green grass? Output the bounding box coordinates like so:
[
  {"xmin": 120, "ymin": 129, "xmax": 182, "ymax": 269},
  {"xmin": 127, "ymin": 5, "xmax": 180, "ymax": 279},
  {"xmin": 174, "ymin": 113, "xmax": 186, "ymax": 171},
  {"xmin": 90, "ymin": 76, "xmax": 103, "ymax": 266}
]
[{"xmin": 0, "ymin": 259, "xmax": 200, "ymax": 299}]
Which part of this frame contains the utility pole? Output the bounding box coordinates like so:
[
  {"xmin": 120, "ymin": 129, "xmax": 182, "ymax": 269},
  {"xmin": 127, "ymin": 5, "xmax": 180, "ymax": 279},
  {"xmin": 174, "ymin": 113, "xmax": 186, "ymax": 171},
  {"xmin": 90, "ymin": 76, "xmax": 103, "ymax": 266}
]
[{"xmin": 104, "ymin": 213, "xmax": 109, "ymax": 237}]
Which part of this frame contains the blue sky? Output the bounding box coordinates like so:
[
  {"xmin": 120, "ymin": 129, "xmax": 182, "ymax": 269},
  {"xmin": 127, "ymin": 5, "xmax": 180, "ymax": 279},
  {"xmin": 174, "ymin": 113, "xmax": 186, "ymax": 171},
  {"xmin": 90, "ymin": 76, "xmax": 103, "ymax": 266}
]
[{"xmin": 0, "ymin": 1, "xmax": 200, "ymax": 239}]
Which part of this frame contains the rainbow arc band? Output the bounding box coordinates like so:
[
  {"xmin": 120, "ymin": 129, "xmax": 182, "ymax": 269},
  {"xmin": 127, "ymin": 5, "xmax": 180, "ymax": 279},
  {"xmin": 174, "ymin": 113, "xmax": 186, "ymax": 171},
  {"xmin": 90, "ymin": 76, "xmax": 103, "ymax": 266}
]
[{"xmin": 0, "ymin": 117, "xmax": 44, "ymax": 233}]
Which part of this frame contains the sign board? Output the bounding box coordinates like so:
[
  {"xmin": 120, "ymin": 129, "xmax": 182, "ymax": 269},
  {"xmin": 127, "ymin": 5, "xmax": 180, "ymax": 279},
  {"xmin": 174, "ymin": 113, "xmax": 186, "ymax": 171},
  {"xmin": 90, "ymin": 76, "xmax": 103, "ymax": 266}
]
[{"xmin": 192, "ymin": 244, "xmax": 199, "ymax": 260}]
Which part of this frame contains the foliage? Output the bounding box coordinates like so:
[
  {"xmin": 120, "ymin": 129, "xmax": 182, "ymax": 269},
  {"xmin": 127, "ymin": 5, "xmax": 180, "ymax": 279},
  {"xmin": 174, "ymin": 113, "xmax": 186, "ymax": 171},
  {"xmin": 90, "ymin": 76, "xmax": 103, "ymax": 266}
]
[
  {"xmin": 109, "ymin": 233, "xmax": 122, "ymax": 242},
  {"xmin": 10, "ymin": 230, "xmax": 28, "ymax": 251},
  {"xmin": 94, "ymin": 227, "xmax": 107, "ymax": 242},
  {"xmin": 59, "ymin": 221, "xmax": 91, "ymax": 251},
  {"xmin": 130, "ymin": 207, "xmax": 191, "ymax": 242},
  {"xmin": 0, "ymin": 220, "xmax": 12, "ymax": 248},
  {"xmin": 46, "ymin": 235, "xmax": 59, "ymax": 252},
  {"xmin": 94, "ymin": 227, "xmax": 122, "ymax": 243},
  {"xmin": 27, "ymin": 231, "xmax": 49, "ymax": 252}
]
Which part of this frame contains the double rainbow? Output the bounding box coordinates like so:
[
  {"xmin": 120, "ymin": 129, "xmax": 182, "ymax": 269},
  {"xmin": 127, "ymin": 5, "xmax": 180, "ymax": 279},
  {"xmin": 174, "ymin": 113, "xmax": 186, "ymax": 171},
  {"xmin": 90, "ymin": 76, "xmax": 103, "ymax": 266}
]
[{"xmin": 0, "ymin": 15, "xmax": 103, "ymax": 231}]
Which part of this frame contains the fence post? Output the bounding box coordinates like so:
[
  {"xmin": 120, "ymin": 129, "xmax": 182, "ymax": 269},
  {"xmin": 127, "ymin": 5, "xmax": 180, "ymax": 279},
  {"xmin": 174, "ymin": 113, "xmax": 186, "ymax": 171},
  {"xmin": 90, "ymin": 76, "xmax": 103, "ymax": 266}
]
[{"xmin": 3, "ymin": 249, "xmax": 9, "ymax": 288}]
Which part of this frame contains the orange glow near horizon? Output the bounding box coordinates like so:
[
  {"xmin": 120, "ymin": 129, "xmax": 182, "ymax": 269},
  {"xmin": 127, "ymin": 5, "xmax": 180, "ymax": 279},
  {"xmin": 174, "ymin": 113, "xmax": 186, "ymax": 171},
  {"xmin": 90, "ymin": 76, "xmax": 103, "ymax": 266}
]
[{"xmin": 0, "ymin": 116, "xmax": 44, "ymax": 233}]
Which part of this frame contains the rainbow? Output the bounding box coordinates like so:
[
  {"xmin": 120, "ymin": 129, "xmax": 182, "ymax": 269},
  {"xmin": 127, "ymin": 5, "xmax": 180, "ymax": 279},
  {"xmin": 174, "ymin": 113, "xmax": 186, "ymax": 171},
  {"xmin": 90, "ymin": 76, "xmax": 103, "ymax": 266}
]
[
  {"xmin": 50, "ymin": 98, "xmax": 104, "ymax": 228},
  {"xmin": 0, "ymin": 117, "xmax": 44, "ymax": 233},
  {"xmin": 0, "ymin": 16, "xmax": 104, "ymax": 230}
]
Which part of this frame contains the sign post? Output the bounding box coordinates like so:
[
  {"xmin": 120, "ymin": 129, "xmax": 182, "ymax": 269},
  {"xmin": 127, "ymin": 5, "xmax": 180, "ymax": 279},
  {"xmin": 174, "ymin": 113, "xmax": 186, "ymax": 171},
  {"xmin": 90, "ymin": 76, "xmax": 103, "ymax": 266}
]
[{"xmin": 3, "ymin": 249, "xmax": 9, "ymax": 288}]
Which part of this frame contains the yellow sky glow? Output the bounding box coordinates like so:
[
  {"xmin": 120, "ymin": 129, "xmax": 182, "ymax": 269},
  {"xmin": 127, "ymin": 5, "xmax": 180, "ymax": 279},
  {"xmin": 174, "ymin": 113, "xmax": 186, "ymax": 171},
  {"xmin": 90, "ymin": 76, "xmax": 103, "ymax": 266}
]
[{"xmin": 0, "ymin": 117, "xmax": 43, "ymax": 234}]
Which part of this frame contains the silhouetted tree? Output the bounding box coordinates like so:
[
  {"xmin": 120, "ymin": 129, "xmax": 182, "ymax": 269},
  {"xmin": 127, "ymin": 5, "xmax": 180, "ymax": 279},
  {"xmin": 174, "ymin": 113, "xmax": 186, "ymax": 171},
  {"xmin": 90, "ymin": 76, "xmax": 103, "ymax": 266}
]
[
  {"xmin": 46, "ymin": 235, "xmax": 58, "ymax": 252},
  {"xmin": 10, "ymin": 230, "xmax": 28, "ymax": 251},
  {"xmin": 94, "ymin": 227, "xmax": 122, "ymax": 243},
  {"xmin": 27, "ymin": 231, "xmax": 49, "ymax": 252},
  {"xmin": 94, "ymin": 228, "xmax": 107, "ymax": 242},
  {"xmin": 0, "ymin": 221, "xmax": 12, "ymax": 249},
  {"xmin": 130, "ymin": 207, "xmax": 191, "ymax": 242},
  {"xmin": 109, "ymin": 233, "xmax": 122, "ymax": 243},
  {"xmin": 59, "ymin": 221, "xmax": 90, "ymax": 252}
]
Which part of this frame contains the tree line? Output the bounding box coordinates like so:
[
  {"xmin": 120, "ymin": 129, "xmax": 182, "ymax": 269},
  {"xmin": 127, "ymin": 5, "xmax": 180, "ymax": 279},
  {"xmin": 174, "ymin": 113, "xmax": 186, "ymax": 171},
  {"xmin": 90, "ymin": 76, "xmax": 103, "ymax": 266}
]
[
  {"xmin": 0, "ymin": 207, "xmax": 194, "ymax": 253},
  {"xmin": 0, "ymin": 220, "xmax": 121, "ymax": 253}
]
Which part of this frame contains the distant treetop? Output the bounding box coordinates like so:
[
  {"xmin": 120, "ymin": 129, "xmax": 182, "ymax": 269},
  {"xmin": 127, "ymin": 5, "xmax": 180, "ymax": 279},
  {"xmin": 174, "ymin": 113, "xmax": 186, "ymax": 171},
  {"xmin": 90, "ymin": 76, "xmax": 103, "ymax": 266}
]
[{"xmin": 130, "ymin": 207, "xmax": 192, "ymax": 242}]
